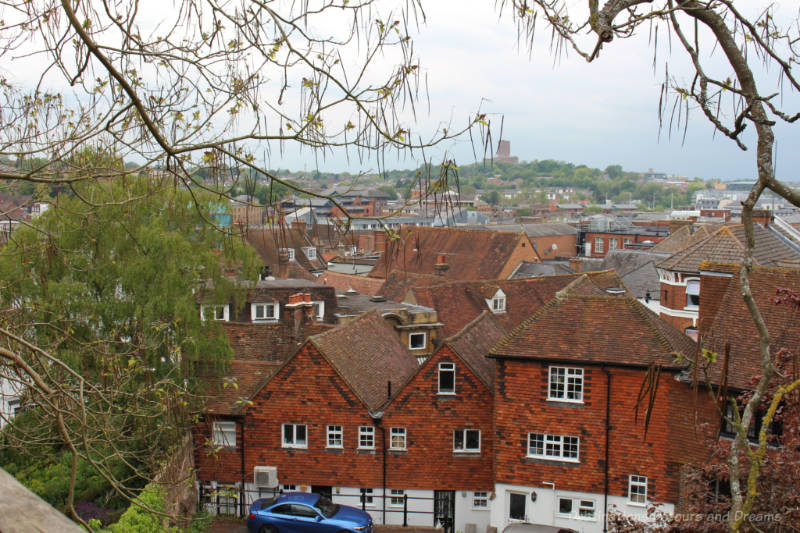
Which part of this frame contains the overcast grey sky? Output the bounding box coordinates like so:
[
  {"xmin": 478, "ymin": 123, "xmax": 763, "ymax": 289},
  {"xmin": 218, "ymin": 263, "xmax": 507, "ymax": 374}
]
[{"xmin": 292, "ymin": 0, "xmax": 800, "ymax": 182}]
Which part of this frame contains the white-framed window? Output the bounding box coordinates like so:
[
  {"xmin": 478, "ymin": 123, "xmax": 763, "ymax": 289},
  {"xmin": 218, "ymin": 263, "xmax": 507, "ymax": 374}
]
[
  {"xmin": 548, "ymin": 366, "xmax": 584, "ymax": 402},
  {"xmin": 453, "ymin": 429, "xmax": 481, "ymax": 453},
  {"xmin": 685, "ymin": 279, "xmax": 700, "ymax": 308},
  {"xmin": 594, "ymin": 237, "xmax": 604, "ymax": 254},
  {"xmin": 609, "ymin": 238, "xmax": 618, "ymax": 251},
  {"xmin": 488, "ymin": 289, "xmax": 506, "ymax": 314},
  {"xmin": 629, "ymin": 475, "xmax": 648, "ymax": 505},
  {"xmin": 409, "ymin": 332, "xmax": 426, "ymax": 350},
  {"xmin": 327, "ymin": 425, "xmax": 343, "ymax": 448},
  {"xmin": 212, "ymin": 421, "xmax": 236, "ymax": 447},
  {"xmin": 557, "ymin": 498, "xmax": 596, "ymax": 520},
  {"xmin": 303, "ymin": 247, "xmax": 317, "ymax": 260},
  {"xmin": 251, "ymin": 302, "xmax": 279, "ymax": 322},
  {"xmin": 358, "ymin": 426, "xmax": 375, "ymax": 449},
  {"xmin": 623, "ymin": 237, "xmax": 633, "ymax": 246},
  {"xmin": 473, "ymin": 491, "xmax": 489, "ymax": 509},
  {"xmin": 578, "ymin": 499, "xmax": 596, "ymax": 519},
  {"xmin": 438, "ymin": 362, "xmax": 455, "ymax": 394},
  {"xmin": 360, "ymin": 488, "xmax": 374, "ymax": 507},
  {"xmin": 390, "ymin": 427, "xmax": 407, "ymax": 450},
  {"xmin": 280, "ymin": 248, "xmax": 296, "ymax": 261},
  {"xmin": 527, "ymin": 433, "xmax": 580, "ymax": 462},
  {"xmin": 283, "ymin": 484, "xmax": 297, "ymax": 492},
  {"xmin": 282, "ymin": 423, "xmax": 307, "ymax": 448},
  {"xmin": 389, "ymin": 489, "xmax": 405, "ymax": 506},
  {"xmin": 312, "ymin": 301, "xmax": 325, "ymax": 321},
  {"xmin": 201, "ymin": 304, "xmax": 229, "ymax": 322}
]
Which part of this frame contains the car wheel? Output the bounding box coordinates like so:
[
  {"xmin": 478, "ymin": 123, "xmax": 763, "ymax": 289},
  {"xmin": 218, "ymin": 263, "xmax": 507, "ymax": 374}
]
[{"xmin": 259, "ymin": 526, "xmax": 277, "ymax": 533}]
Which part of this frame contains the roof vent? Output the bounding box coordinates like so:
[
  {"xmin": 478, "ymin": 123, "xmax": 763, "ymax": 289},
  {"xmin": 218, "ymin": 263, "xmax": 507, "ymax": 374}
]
[
  {"xmin": 605, "ymin": 287, "xmax": 626, "ymax": 295},
  {"xmin": 369, "ymin": 295, "xmax": 387, "ymax": 302},
  {"xmin": 346, "ymin": 288, "xmax": 358, "ymax": 294}
]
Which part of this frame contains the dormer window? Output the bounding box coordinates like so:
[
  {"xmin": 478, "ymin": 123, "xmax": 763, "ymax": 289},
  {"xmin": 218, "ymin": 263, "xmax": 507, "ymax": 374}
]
[
  {"xmin": 201, "ymin": 304, "xmax": 229, "ymax": 322},
  {"xmin": 303, "ymin": 247, "xmax": 317, "ymax": 260},
  {"xmin": 409, "ymin": 332, "xmax": 426, "ymax": 350},
  {"xmin": 280, "ymin": 248, "xmax": 296, "ymax": 261},
  {"xmin": 488, "ymin": 289, "xmax": 506, "ymax": 314},
  {"xmin": 251, "ymin": 302, "xmax": 279, "ymax": 322}
]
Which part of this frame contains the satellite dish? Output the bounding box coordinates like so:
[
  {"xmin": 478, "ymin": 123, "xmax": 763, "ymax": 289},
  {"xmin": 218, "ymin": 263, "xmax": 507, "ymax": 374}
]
[{"xmin": 551, "ymin": 243, "xmax": 558, "ymax": 251}]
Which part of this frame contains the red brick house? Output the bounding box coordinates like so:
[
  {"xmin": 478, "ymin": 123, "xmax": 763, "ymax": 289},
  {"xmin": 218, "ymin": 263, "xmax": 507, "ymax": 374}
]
[
  {"xmin": 656, "ymin": 224, "xmax": 800, "ymax": 335},
  {"xmin": 487, "ymin": 288, "xmax": 716, "ymax": 533}
]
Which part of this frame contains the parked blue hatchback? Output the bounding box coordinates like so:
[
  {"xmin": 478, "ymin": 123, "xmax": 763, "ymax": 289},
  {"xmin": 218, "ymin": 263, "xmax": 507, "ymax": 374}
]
[{"xmin": 247, "ymin": 492, "xmax": 373, "ymax": 533}]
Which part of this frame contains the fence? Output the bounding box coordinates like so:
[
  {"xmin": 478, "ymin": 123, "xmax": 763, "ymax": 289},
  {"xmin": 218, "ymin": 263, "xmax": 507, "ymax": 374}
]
[{"xmin": 198, "ymin": 487, "xmax": 452, "ymax": 532}]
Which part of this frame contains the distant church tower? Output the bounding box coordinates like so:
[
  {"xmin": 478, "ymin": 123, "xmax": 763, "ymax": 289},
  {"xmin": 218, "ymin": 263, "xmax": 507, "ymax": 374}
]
[{"xmin": 495, "ymin": 140, "xmax": 519, "ymax": 164}]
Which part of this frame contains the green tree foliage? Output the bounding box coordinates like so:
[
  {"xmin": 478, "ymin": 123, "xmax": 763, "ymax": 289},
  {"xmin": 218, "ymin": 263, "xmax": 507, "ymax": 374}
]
[{"xmin": 0, "ymin": 176, "xmax": 259, "ymax": 523}]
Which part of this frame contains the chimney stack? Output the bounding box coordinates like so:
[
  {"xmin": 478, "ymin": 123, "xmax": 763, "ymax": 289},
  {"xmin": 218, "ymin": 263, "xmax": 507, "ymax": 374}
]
[
  {"xmin": 434, "ymin": 254, "xmax": 450, "ymax": 277},
  {"xmin": 752, "ymin": 208, "xmax": 772, "ymax": 228},
  {"xmin": 569, "ymin": 258, "xmax": 583, "ymax": 273},
  {"xmin": 277, "ymin": 249, "xmax": 290, "ymax": 278}
]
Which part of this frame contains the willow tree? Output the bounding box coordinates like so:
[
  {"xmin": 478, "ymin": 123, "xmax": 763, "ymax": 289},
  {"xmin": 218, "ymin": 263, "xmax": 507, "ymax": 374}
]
[
  {"xmin": 502, "ymin": 0, "xmax": 800, "ymax": 529},
  {"xmin": 0, "ymin": 176, "xmax": 260, "ymax": 526}
]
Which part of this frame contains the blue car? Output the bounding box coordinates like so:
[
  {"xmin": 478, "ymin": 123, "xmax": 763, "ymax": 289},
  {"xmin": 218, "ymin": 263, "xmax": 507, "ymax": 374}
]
[{"xmin": 247, "ymin": 492, "xmax": 373, "ymax": 533}]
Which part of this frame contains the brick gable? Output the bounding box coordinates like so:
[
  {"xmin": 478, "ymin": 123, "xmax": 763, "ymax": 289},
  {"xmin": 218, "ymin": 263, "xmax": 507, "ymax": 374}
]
[{"xmin": 382, "ymin": 344, "xmax": 494, "ymax": 490}]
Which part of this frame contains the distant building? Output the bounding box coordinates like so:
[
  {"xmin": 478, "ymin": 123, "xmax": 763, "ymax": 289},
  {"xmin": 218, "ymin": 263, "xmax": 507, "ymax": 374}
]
[{"xmin": 494, "ymin": 140, "xmax": 519, "ymax": 164}]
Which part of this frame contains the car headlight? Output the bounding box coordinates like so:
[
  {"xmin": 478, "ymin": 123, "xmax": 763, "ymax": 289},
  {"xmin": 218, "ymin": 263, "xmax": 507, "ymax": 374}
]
[{"xmin": 355, "ymin": 526, "xmax": 369, "ymax": 530}]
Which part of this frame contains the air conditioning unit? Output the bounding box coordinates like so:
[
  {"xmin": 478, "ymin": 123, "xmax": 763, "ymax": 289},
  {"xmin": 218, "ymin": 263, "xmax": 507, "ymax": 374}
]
[{"xmin": 254, "ymin": 466, "xmax": 278, "ymax": 488}]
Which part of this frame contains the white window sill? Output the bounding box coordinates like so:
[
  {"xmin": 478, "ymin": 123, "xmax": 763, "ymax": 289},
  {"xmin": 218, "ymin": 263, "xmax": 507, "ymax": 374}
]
[
  {"xmin": 389, "ymin": 447, "xmax": 407, "ymax": 452},
  {"xmin": 437, "ymin": 391, "xmax": 456, "ymax": 396},
  {"xmin": 526, "ymin": 455, "xmax": 580, "ymax": 464},
  {"xmin": 252, "ymin": 319, "xmax": 279, "ymax": 323},
  {"xmin": 409, "ymin": 347, "xmax": 426, "ymax": 351},
  {"xmin": 546, "ymin": 398, "xmax": 584, "ymax": 405},
  {"xmin": 472, "ymin": 507, "xmax": 490, "ymax": 511},
  {"xmin": 627, "ymin": 501, "xmax": 647, "ymax": 508},
  {"xmin": 282, "ymin": 444, "xmax": 308, "ymax": 449},
  {"xmin": 358, "ymin": 446, "xmax": 376, "ymax": 451},
  {"xmin": 453, "ymin": 450, "xmax": 481, "ymax": 455},
  {"xmin": 326, "ymin": 445, "xmax": 343, "ymax": 450}
]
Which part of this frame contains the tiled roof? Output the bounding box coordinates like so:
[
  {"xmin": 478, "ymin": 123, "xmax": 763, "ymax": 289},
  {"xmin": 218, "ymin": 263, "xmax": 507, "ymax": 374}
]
[
  {"xmin": 472, "ymin": 223, "xmax": 578, "ymax": 237},
  {"xmin": 201, "ymin": 360, "xmax": 281, "ymax": 415},
  {"xmin": 368, "ymin": 226, "xmax": 533, "ymax": 280},
  {"xmin": 510, "ymin": 261, "xmax": 575, "ymax": 278},
  {"xmin": 651, "ymin": 224, "xmax": 720, "ymax": 254},
  {"xmin": 309, "ymin": 310, "xmax": 419, "ymax": 411},
  {"xmin": 443, "ymin": 312, "xmax": 506, "ymax": 389},
  {"xmin": 699, "ymin": 265, "xmax": 800, "ymax": 390},
  {"xmin": 317, "ymin": 270, "xmax": 385, "ymax": 296},
  {"xmin": 490, "ymin": 291, "xmax": 695, "ymax": 368},
  {"xmin": 410, "ymin": 271, "xmax": 624, "ymax": 337},
  {"xmin": 601, "ymin": 250, "xmax": 669, "ymax": 299},
  {"xmin": 658, "ymin": 225, "xmax": 800, "ymax": 273},
  {"xmin": 245, "ymin": 227, "xmax": 327, "ymax": 274},
  {"xmin": 377, "ymin": 270, "xmax": 445, "ymax": 302}
]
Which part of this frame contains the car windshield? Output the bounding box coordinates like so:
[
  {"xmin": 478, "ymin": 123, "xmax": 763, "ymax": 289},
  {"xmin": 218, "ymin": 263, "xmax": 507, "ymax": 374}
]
[{"xmin": 315, "ymin": 496, "xmax": 339, "ymax": 518}]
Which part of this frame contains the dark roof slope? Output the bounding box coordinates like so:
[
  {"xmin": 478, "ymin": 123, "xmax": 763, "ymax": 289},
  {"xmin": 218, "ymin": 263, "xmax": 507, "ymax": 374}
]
[
  {"xmin": 410, "ymin": 271, "xmax": 623, "ymax": 337},
  {"xmin": 246, "ymin": 227, "xmax": 327, "ymax": 276},
  {"xmin": 651, "ymin": 224, "xmax": 720, "ymax": 254},
  {"xmin": 699, "ymin": 265, "xmax": 800, "ymax": 390},
  {"xmin": 658, "ymin": 225, "xmax": 800, "ymax": 273},
  {"xmin": 443, "ymin": 312, "xmax": 507, "ymax": 389},
  {"xmin": 309, "ymin": 310, "xmax": 419, "ymax": 410},
  {"xmin": 202, "ymin": 360, "xmax": 281, "ymax": 415},
  {"xmin": 601, "ymin": 250, "xmax": 669, "ymax": 299},
  {"xmin": 377, "ymin": 270, "xmax": 446, "ymax": 302},
  {"xmin": 490, "ymin": 292, "xmax": 695, "ymax": 368},
  {"xmin": 368, "ymin": 226, "xmax": 533, "ymax": 280}
]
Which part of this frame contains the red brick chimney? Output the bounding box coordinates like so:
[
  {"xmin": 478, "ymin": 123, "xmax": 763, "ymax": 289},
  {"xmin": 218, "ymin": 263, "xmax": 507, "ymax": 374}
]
[
  {"xmin": 752, "ymin": 208, "xmax": 772, "ymax": 228},
  {"xmin": 569, "ymin": 258, "xmax": 583, "ymax": 273},
  {"xmin": 277, "ymin": 249, "xmax": 290, "ymax": 278},
  {"xmin": 434, "ymin": 254, "xmax": 450, "ymax": 277}
]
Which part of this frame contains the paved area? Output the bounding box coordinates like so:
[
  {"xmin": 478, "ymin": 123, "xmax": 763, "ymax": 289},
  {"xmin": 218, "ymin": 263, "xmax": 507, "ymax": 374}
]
[{"xmin": 204, "ymin": 519, "xmax": 441, "ymax": 533}]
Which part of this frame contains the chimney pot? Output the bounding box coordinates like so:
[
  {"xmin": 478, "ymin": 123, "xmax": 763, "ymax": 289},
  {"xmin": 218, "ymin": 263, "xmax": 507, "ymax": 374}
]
[{"xmin": 434, "ymin": 254, "xmax": 450, "ymax": 276}]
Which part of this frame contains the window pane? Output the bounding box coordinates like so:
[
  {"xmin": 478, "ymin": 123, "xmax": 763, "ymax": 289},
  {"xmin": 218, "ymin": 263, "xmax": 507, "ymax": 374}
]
[
  {"xmin": 509, "ymin": 493, "xmax": 526, "ymax": 520},
  {"xmin": 296, "ymin": 425, "xmax": 306, "ymax": 444},
  {"xmin": 439, "ymin": 366, "xmax": 455, "ymax": 393},
  {"xmin": 283, "ymin": 424, "xmax": 292, "ymax": 444},
  {"xmin": 466, "ymin": 430, "xmax": 480, "ymax": 450},
  {"xmin": 454, "ymin": 430, "xmax": 464, "ymax": 450},
  {"xmin": 559, "ymin": 498, "xmax": 572, "ymax": 515}
]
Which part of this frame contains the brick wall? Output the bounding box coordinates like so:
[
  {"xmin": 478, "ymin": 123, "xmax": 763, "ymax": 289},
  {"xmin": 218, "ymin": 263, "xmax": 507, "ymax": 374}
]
[
  {"xmin": 499, "ymin": 235, "xmax": 541, "ymax": 278},
  {"xmin": 242, "ymin": 343, "xmax": 383, "ymax": 488},
  {"xmin": 659, "ymin": 281, "xmax": 694, "ymax": 332},
  {"xmin": 222, "ymin": 321, "xmax": 332, "ymax": 363},
  {"xmin": 493, "ymin": 360, "xmax": 716, "ymax": 504},
  {"xmin": 194, "ymin": 416, "xmax": 245, "ymax": 484},
  {"xmin": 698, "ymin": 271, "xmax": 735, "ymax": 337},
  {"xmin": 381, "ymin": 346, "xmax": 494, "ymax": 490},
  {"xmin": 528, "ymin": 234, "xmax": 578, "ymax": 260}
]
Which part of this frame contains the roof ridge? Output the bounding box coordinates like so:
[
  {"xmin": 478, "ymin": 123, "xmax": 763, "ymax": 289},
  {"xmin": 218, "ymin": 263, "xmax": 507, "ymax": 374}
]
[{"xmin": 627, "ymin": 298, "xmax": 694, "ymax": 359}]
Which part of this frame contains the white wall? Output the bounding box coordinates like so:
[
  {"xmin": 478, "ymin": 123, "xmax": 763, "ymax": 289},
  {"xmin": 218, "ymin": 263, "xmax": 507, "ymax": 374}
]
[
  {"xmin": 0, "ymin": 377, "xmax": 23, "ymax": 430},
  {"xmin": 454, "ymin": 490, "xmax": 492, "ymax": 533},
  {"xmin": 490, "ymin": 483, "xmax": 675, "ymax": 533}
]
